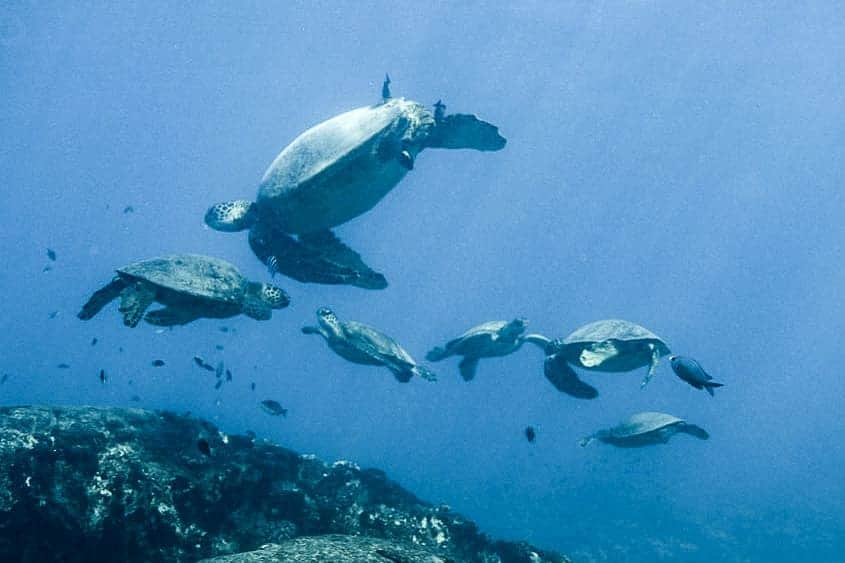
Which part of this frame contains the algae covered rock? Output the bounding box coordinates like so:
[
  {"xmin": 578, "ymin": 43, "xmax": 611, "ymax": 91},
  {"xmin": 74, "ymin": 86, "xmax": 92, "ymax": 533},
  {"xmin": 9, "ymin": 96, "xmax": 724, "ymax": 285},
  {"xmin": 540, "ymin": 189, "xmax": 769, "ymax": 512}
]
[{"xmin": 0, "ymin": 405, "xmax": 567, "ymax": 563}]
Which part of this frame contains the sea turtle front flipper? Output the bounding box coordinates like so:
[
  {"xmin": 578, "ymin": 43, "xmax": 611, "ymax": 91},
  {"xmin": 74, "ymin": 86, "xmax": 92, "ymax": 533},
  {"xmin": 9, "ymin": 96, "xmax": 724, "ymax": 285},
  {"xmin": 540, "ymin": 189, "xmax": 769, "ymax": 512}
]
[
  {"xmin": 544, "ymin": 354, "xmax": 599, "ymax": 399},
  {"xmin": 78, "ymin": 277, "xmax": 127, "ymax": 320},
  {"xmin": 640, "ymin": 343, "xmax": 661, "ymax": 389},
  {"xmin": 144, "ymin": 306, "xmax": 201, "ymax": 326},
  {"xmin": 458, "ymin": 357, "xmax": 479, "ymax": 381},
  {"xmin": 679, "ymin": 423, "xmax": 710, "ymax": 440},
  {"xmin": 118, "ymin": 281, "xmax": 156, "ymax": 328},
  {"xmin": 425, "ymin": 113, "xmax": 507, "ymax": 151},
  {"xmin": 242, "ymin": 294, "xmax": 272, "ymax": 321}
]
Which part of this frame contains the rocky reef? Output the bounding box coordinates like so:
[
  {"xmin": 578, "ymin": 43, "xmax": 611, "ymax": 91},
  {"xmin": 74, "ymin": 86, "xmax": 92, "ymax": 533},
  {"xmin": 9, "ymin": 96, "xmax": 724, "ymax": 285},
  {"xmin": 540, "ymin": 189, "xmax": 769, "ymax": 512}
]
[{"xmin": 0, "ymin": 406, "xmax": 568, "ymax": 563}]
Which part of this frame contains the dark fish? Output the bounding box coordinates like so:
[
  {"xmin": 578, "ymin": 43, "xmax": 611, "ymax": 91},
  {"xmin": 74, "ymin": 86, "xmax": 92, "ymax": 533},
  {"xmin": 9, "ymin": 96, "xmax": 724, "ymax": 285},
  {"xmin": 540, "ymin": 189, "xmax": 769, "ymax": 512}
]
[
  {"xmin": 215, "ymin": 361, "xmax": 224, "ymax": 379},
  {"xmin": 130, "ymin": 394, "xmax": 141, "ymax": 402},
  {"xmin": 0, "ymin": 373, "xmax": 8, "ymax": 384},
  {"xmin": 525, "ymin": 426, "xmax": 536, "ymax": 443},
  {"xmin": 260, "ymin": 399, "xmax": 287, "ymax": 417},
  {"xmin": 123, "ymin": 205, "xmax": 134, "ymax": 214},
  {"xmin": 250, "ymin": 382, "xmax": 256, "ymax": 391},
  {"xmin": 57, "ymin": 363, "xmax": 70, "ymax": 369},
  {"xmin": 47, "ymin": 249, "xmax": 56, "ymax": 261},
  {"xmin": 193, "ymin": 356, "xmax": 205, "ymax": 368},
  {"xmin": 99, "ymin": 369, "xmax": 107, "ymax": 384},
  {"xmin": 214, "ymin": 379, "xmax": 223, "ymax": 390},
  {"xmin": 219, "ymin": 326, "xmax": 229, "ymax": 333},
  {"xmin": 215, "ymin": 344, "xmax": 224, "ymax": 351},
  {"xmin": 128, "ymin": 379, "xmax": 133, "ymax": 385},
  {"xmin": 91, "ymin": 337, "xmax": 98, "ymax": 346},
  {"xmin": 42, "ymin": 265, "xmax": 53, "ymax": 273},
  {"xmin": 669, "ymin": 355, "xmax": 724, "ymax": 397},
  {"xmin": 225, "ymin": 369, "xmax": 232, "ymax": 382},
  {"xmin": 48, "ymin": 311, "xmax": 59, "ymax": 319},
  {"xmin": 152, "ymin": 359, "xmax": 165, "ymax": 367},
  {"xmin": 197, "ymin": 438, "xmax": 211, "ymax": 457},
  {"xmin": 119, "ymin": 347, "xmax": 124, "ymax": 353}
]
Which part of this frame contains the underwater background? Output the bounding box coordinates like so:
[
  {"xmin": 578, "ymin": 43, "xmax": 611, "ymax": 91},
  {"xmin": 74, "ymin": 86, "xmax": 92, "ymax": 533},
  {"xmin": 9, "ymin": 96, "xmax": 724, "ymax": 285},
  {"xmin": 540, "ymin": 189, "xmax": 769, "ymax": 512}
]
[{"xmin": 2, "ymin": 2, "xmax": 844, "ymax": 561}]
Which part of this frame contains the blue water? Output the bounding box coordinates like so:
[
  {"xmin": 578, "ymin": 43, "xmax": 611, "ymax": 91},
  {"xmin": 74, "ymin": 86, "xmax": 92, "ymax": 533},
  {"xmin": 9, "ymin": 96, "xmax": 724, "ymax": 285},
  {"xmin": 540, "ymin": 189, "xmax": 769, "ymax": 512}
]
[{"xmin": 2, "ymin": 3, "xmax": 844, "ymax": 561}]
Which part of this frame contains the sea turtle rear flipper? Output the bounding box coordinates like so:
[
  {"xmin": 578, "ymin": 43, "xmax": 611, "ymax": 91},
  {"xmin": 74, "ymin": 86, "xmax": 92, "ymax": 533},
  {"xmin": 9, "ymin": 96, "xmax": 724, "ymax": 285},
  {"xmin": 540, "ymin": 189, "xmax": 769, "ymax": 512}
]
[
  {"xmin": 458, "ymin": 357, "xmax": 479, "ymax": 381},
  {"xmin": 118, "ymin": 281, "xmax": 156, "ymax": 328},
  {"xmin": 544, "ymin": 354, "xmax": 599, "ymax": 399},
  {"xmin": 249, "ymin": 226, "xmax": 387, "ymax": 290},
  {"xmin": 640, "ymin": 343, "xmax": 661, "ymax": 389},
  {"xmin": 144, "ymin": 306, "xmax": 201, "ymax": 326},
  {"xmin": 425, "ymin": 113, "xmax": 507, "ymax": 151},
  {"xmin": 679, "ymin": 423, "xmax": 710, "ymax": 440},
  {"xmin": 78, "ymin": 277, "xmax": 127, "ymax": 320}
]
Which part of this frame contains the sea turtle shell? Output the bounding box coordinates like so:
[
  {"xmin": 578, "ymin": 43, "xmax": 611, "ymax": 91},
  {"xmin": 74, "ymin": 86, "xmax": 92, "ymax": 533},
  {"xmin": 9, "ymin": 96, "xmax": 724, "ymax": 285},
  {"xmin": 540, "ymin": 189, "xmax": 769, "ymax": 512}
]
[
  {"xmin": 118, "ymin": 255, "xmax": 247, "ymax": 304},
  {"xmin": 257, "ymin": 98, "xmax": 433, "ymax": 234},
  {"xmin": 604, "ymin": 412, "xmax": 684, "ymax": 439},
  {"xmin": 341, "ymin": 320, "xmax": 416, "ymax": 365},
  {"xmin": 561, "ymin": 319, "xmax": 670, "ymax": 372}
]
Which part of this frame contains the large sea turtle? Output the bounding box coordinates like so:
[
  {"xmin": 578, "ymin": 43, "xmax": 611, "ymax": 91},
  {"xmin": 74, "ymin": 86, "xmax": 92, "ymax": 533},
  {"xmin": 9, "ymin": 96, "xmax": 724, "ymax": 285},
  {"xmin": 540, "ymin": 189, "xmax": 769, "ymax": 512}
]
[
  {"xmin": 426, "ymin": 318, "xmax": 529, "ymax": 380},
  {"xmin": 579, "ymin": 412, "xmax": 709, "ymax": 448},
  {"xmin": 523, "ymin": 320, "xmax": 670, "ymax": 399},
  {"xmin": 205, "ymin": 76, "xmax": 506, "ymax": 289},
  {"xmin": 302, "ymin": 307, "xmax": 436, "ymax": 383},
  {"xmin": 78, "ymin": 254, "xmax": 290, "ymax": 327}
]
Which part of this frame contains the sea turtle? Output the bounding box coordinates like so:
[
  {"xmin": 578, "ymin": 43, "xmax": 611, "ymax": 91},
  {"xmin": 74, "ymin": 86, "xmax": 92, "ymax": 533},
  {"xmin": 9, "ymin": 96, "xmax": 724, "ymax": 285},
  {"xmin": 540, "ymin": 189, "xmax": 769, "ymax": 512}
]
[
  {"xmin": 204, "ymin": 76, "xmax": 506, "ymax": 289},
  {"xmin": 426, "ymin": 318, "xmax": 529, "ymax": 380},
  {"xmin": 579, "ymin": 412, "xmax": 709, "ymax": 448},
  {"xmin": 301, "ymin": 307, "xmax": 436, "ymax": 383},
  {"xmin": 522, "ymin": 320, "xmax": 670, "ymax": 399},
  {"xmin": 77, "ymin": 254, "xmax": 290, "ymax": 327}
]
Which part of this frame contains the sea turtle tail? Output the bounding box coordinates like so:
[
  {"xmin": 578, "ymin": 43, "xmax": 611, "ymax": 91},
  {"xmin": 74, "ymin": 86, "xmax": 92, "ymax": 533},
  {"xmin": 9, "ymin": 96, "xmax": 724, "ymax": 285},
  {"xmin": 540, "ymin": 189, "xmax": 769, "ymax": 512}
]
[
  {"xmin": 78, "ymin": 277, "xmax": 127, "ymax": 320},
  {"xmin": 579, "ymin": 436, "xmax": 595, "ymax": 447},
  {"xmin": 204, "ymin": 200, "xmax": 257, "ymax": 232},
  {"xmin": 425, "ymin": 113, "xmax": 507, "ymax": 151}
]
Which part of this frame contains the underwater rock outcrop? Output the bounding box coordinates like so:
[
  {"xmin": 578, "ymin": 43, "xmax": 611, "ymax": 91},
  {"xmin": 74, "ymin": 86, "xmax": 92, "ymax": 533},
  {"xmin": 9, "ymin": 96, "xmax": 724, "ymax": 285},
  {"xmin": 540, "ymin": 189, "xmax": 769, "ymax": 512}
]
[{"xmin": 0, "ymin": 406, "xmax": 568, "ymax": 563}]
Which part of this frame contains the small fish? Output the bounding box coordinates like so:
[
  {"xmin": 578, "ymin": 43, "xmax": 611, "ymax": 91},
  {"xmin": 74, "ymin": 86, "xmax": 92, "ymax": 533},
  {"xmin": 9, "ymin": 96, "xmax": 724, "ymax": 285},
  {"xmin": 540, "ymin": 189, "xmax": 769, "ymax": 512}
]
[
  {"xmin": 669, "ymin": 355, "xmax": 725, "ymax": 397},
  {"xmin": 154, "ymin": 328, "xmax": 166, "ymax": 334},
  {"xmin": 219, "ymin": 326, "xmax": 229, "ymax": 333},
  {"xmin": 119, "ymin": 347, "xmax": 124, "ymax": 353},
  {"xmin": 42, "ymin": 265, "xmax": 53, "ymax": 273},
  {"xmin": 152, "ymin": 359, "xmax": 165, "ymax": 367},
  {"xmin": 266, "ymin": 255, "xmax": 279, "ymax": 277},
  {"xmin": 46, "ymin": 249, "xmax": 56, "ymax": 261},
  {"xmin": 0, "ymin": 373, "xmax": 9, "ymax": 384},
  {"xmin": 48, "ymin": 311, "xmax": 59, "ymax": 319},
  {"xmin": 123, "ymin": 205, "xmax": 134, "ymax": 214},
  {"xmin": 214, "ymin": 398, "xmax": 222, "ymax": 407},
  {"xmin": 128, "ymin": 379, "xmax": 134, "ymax": 385},
  {"xmin": 260, "ymin": 399, "xmax": 287, "ymax": 417},
  {"xmin": 250, "ymin": 382, "xmax": 256, "ymax": 391},
  {"xmin": 193, "ymin": 356, "xmax": 207, "ymax": 369},
  {"xmin": 215, "ymin": 361, "xmax": 224, "ymax": 379},
  {"xmin": 90, "ymin": 337, "xmax": 98, "ymax": 346},
  {"xmin": 214, "ymin": 379, "xmax": 223, "ymax": 390},
  {"xmin": 525, "ymin": 426, "xmax": 537, "ymax": 443},
  {"xmin": 130, "ymin": 394, "xmax": 141, "ymax": 402},
  {"xmin": 225, "ymin": 369, "xmax": 232, "ymax": 382},
  {"xmin": 99, "ymin": 369, "xmax": 107, "ymax": 384},
  {"xmin": 215, "ymin": 344, "xmax": 224, "ymax": 351},
  {"xmin": 57, "ymin": 363, "xmax": 70, "ymax": 369},
  {"xmin": 197, "ymin": 438, "xmax": 211, "ymax": 457}
]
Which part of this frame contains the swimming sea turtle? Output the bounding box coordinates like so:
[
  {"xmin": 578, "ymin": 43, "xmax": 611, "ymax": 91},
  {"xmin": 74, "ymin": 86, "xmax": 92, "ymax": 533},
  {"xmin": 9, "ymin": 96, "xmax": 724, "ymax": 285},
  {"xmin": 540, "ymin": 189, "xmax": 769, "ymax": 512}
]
[
  {"xmin": 523, "ymin": 320, "xmax": 670, "ymax": 399},
  {"xmin": 78, "ymin": 254, "xmax": 290, "ymax": 327},
  {"xmin": 426, "ymin": 318, "xmax": 529, "ymax": 380},
  {"xmin": 579, "ymin": 411, "xmax": 709, "ymax": 448},
  {"xmin": 205, "ymin": 76, "xmax": 506, "ymax": 289},
  {"xmin": 301, "ymin": 307, "xmax": 436, "ymax": 383}
]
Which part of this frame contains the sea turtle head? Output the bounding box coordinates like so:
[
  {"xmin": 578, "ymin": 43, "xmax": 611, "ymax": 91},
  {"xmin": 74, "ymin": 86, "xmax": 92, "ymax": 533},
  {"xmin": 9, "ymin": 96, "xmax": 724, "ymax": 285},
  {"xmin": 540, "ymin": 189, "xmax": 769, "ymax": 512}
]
[
  {"xmin": 316, "ymin": 307, "xmax": 342, "ymax": 336},
  {"xmin": 259, "ymin": 283, "xmax": 290, "ymax": 309},
  {"xmin": 204, "ymin": 200, "xmax": 257, "ymax": 232},
  {"xmin": 503, "ymin": 318, "xmax": 528, "ymax": 339}
]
